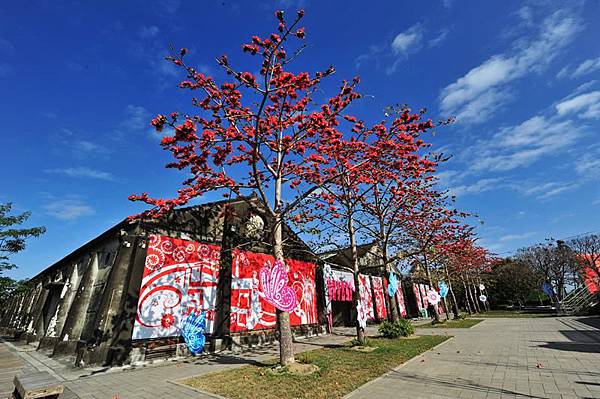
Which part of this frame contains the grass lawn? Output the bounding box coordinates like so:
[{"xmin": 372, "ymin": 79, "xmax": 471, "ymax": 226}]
[
  {"xmin": 475, "ymin": 310, "xmax": 554, "ymax": 318},
  {"xmin": 180, "ymin": 335, "xmax": 449, "ymax": 399},
  {"xmin": 417, "ymin": 318, "xmax": 483, "ymax": 328}
]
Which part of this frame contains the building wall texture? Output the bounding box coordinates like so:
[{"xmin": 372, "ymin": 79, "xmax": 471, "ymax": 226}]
[{"xmin": 0, "ymin": 198, "xmax": 327, "ymax": 367}]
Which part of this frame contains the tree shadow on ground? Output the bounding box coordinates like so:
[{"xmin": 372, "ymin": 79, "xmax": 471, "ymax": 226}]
[
  {"xmin": 532, "ymin": 322, "xmax": 600, "ymax": 354},
  {"xmin": 385, "ymin": 370, "xmax": 541, "ymax": 398},
  {"xmin": 536, "ymin": 341, "xmax": 600, "ymax": 354},
  {"xmin": 570, "ymin": 316, "xmax": 600, "ymax": 331},
  {"xmin": 456, "ymin": 359, "xmax": 600, "ymax": 378}
]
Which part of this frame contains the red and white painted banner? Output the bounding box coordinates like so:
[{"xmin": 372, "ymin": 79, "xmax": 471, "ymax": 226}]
[
  {"xmin": 229, "ymin": 249, "xmax": 318, "ymax": 332},
  {"xmin": 358, "ymin": 274, "xmax": 375, "ymax": 321},
  {"xmin": 372, "ymin": 276, "xmax": 387, "ymax": 320},
  {"xmin": 396, "ymin": 284, "xmax": 407, "ymax": 317},
  {"xmin": 326, "ymin": 269, "xmax": 355, "ymax": 302},
  {"xmin": 132, "ymin": 235, "xmax": 221, "ymax": 340}
]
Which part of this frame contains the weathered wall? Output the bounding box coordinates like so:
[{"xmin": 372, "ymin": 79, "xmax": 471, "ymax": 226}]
[{"xmin": 0, "ymin": 197, "xmax": 323, "ymax": 366}]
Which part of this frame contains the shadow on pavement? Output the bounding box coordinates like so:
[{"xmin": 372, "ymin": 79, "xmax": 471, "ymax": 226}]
[
  {"xmin": 455, "ymin": 359, "xmax": 600, "ymax": 378},
  {"xmin": 572, "ymin": 316, "xmax": 600, "ymax": 330},
  {"xmin": 386, "ymin": 370, "xmax": 541, "ymax": 398},
  {"xmin": 533, "ymin": 318, "xmax": 600, "ymax": 354}
]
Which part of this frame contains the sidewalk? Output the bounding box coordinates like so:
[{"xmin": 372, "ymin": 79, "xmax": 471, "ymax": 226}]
[
  {"xmin": 1, "ymin": 325, "xmax": 382, "ymax": 399},
  {"xmin": 0, "ymin": 318, "xmax": 448, "ymax": 399},
  {"xmin": 348, "ymin": 316, "xmax": 600, "ymax": 399}
]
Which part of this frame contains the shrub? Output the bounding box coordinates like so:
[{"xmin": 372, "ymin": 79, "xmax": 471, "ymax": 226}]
[
  {"xmin": 457, "ymin": 312, "xmax": 468, "ymax": 320},
  {"xmin": 378, "ymin": 319, "xmax": 415, "ymax": 338}
]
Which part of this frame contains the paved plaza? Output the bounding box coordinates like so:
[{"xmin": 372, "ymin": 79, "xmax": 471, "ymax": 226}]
[
  {"xmin": 349, "ymin": 317, "xmax": 600, "ymax": 399},
  {"xmin": 2, "ymin": 317, "xmax": 600, "ymax": 398}
]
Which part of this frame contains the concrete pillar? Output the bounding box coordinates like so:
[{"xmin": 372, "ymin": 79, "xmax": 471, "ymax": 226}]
[
  {"xmin": 18, "ymin": 288, "xmax": 38, "ymax": 331},
  {"xmin": 28, "ymin": 284, "xmax": 49, "ymax": 342},
  {"xmin": 84, "ymin": 235, "xmax": 140, "ymax": 365},
  {"xmin": 49, "ymin": 264, "xmax": 80, "ymax": 338},
  {"xmin": 37, "ymin": 265, "xmax": 81, "ymax": 350},
  {"xmin": 106, "ymin": 235, "xmax": 150, "ymax": 365},
  {"xmin": 12, "ymin": 296, "xmax": 26, "ymax": 328},
  {"xmin": 52, "ymin": 254, "xmax": 99, "ymax": 356},
  {"xmin": 26, "ymin": 284, "xmax": 44, "ymax": 334},
  {"xmin": 2, "ymin": 297, "xmax": 17, "ymax": 327}
]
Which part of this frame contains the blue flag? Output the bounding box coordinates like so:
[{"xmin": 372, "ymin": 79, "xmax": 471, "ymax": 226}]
[
  {"xmin": 439, "ymin": 281, "xmax": 449, "ymax": 298},
  {"xmin": 388, "ymin": 272, "xmax": 399, "ymax": 296}
]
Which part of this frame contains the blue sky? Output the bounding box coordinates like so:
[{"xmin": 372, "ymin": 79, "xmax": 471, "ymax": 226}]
[{"xmin": 2, "ymin": 0, "xmax": 600, "ymax": 279}]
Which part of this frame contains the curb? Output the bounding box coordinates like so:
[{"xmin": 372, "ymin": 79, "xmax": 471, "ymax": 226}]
[
  {"xmin": 167, "ymin": 378, "xmax": 230, "ymax": 399},
  {"xmin": 341, "ymin": 336, "xmax": 455, "ymax": 399}
]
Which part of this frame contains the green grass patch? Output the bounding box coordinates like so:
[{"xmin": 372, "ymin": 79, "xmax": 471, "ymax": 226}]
[
  {"xmin": 417, "ymin": 318, "xmax": 483, "ymax": 328},
  {"xmin": 476, "ymin": 310, "xmax": 554, "ymax": 318},
  {"xmin": 180, "ymin": 335, "xmax": 449, "ymax": 399}
]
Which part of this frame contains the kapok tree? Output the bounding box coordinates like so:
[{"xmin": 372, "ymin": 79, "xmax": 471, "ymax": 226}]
[
  {"xmin": 302, "ymin": 108, "xmax": 437, "ymax": 341},
  {"xmin": 129, "ymin": 10, "xmax": 367, "ymax": 366},
  {"xmin": 402, "ymin": 188, "xmax": 471, "ymax": 321},
  {"xmin": 440, "ymin": 231, "xmax": 494, "ymax": 316},
  {"xmin": 354, "ymin": 107, "xmax": 441, "ymax": 322}
]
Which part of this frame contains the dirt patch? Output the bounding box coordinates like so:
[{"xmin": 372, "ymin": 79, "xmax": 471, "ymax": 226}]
[
  {"xmin": 401, "ymin": 335, "xmax": 420, "ymax": 339},
  {"xmin": 349, "ymin": 345, "xmax": 378, "ymax": 352},
  {"xmin": 269, "ymin": 363, "xmax": 320, "ymax": 376}
]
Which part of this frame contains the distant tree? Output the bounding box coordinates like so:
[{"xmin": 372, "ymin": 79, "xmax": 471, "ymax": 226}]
[
  {"xmin": 0, "ymin": 276, "xmax": 31, "ymax": 303},
  {"xmin": 0, "ymin": 203, "xmax": 46, "ymax": 274},
  {"xmin": 515, "ymin": 239, "xmax": 578, "ymax": 303},
  {"xmin": 487, "ymin": 258, "xmax": 537, "ymax": 308}
]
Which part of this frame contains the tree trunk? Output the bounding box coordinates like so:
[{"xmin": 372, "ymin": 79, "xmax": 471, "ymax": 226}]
[
  {"xmin": 461, "ymin": 276, "xmax": 473, "ymax": 314},
  {"xmin": 445, "ymin": 266, "xmax": 460, "ymax": 319},
  {"xmin": 348, "ymin": 213, "xmax": 366, "ymax": 344},
  {"xmin": 423, "ymin": 256, "xmax": 440, "ymax": 322},
  {"xmin": 273, "ymin": 215, "xmax": 295, "ymax": 366},
  {"xmin": 442, "ymin": 297, "xmax": 450, "ymax": 320},
  {"xmin": 468, "ymin": 280, "xmax": 481, "ymax": 313},
  {"xmin": 381, "ymin": 251, "xmax": 399, "ymax": 322}
]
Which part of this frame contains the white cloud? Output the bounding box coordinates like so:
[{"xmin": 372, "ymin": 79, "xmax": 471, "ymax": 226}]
[
  {"xmin": 121, "ymin": 104, "xmax": 151, "ymax": 130},
  {"xmin": 573, "ymin": 57, "xmax": 600, "ymax": 78},
  {"xmin": 158, "ymin": 0, "xmax": 180, "ymax": 15},
  {"xmin": 440, "ymin": 8, "xmax": 581, "ymax": 123},
  {"xmin": 469, "ymin": 115, "xmax": 583, "ymax": 172},
  {"xmin": 428, "ymin": 29, "xmax": 449, "ymax": 47},
  {"xmin": 139, "ymin": 25, "xmax": 160, "ymax": 39},
  {"xmin": 45, "ymin": 167, "xmax": 115, "ymax": 181},
  {"xmin": 559, "ymin": 57, "xmax": 600, "ymax": 80},
  {"xmin": 391, "ymin": 24, "xmax": 423, "ymax": 56},
  {"xmin": 574, "ymin": 145, "xmax": 600, "ymax": 178},
  {"xmin": 498, "ymin": 232, "xmax": 536, "ymax": 242},
  {"xmin": 555, "ymin": 91, "xmax": 600, "ymax": 119},
  {"xmin": 450, "ymin": 177, "xmax": 504, "ymax": 197},
  {"xmin": 43, "ymin": 198, "xmax": 95, "ymax": 221},
  {"xmin": 520, "ymin": 181, "xmax": 579, "ymax": 199}
]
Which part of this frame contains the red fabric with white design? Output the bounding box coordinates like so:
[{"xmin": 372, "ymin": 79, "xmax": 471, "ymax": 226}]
[
  {"xmin": 396, "ymin": 285, "xmax": 407, "ymax": 317},
  {"xmin": 132, "ymin": 235, "xmax": 221, "ymax": 340},
  {"xmin": 372, "ymin": 276, "xmax": 387, "ymax": 320},
  {"xmin": 358, "ymin": 274, "xmax": 375, "ymax": 321},
  {"xmin": 412, "ymin": 284, "xmax": 422, "ymax": 311},
  {"xmin": 229, "ymin": 249, "xmax": 318, "ymax": 332}
]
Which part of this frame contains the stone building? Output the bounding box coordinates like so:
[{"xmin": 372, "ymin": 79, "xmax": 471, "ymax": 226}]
[{"xmin": 0, "ymin": 196, "xmax": 324, "ymax": 367}]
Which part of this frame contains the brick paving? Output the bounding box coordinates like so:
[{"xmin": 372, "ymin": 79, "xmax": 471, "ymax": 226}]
[
  {"xmin": 348, "ymin": 317, "xmax": 600, "ymax": 399},
  {"xmin": 4, "ymin": 317, "xmax": 600, "ymax": 398}
]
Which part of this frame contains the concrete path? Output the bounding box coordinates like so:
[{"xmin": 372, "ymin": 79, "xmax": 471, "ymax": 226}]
[
  {"xmin": 1, "ymin": 326, "xmax": 382, "ymax": 399},
  {"xmin": 348, "ymin": 317, "xmax": 600, "ymax": 399},
  {"xmin": 5, "ymin": 317, "xmax": 600, "ymax": 398}
]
